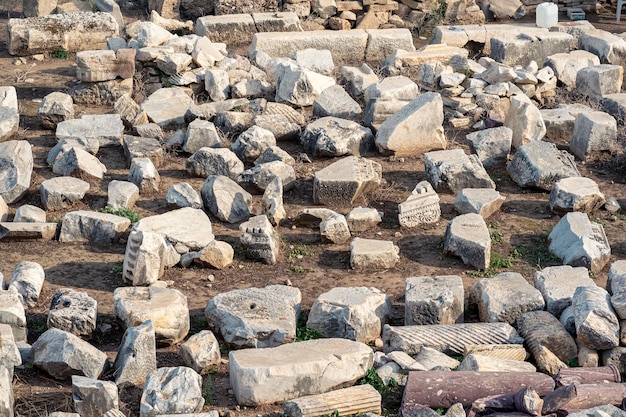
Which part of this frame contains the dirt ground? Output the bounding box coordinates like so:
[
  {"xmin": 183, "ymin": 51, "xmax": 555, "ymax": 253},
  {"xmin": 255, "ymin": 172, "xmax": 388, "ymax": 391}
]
[{"xmin": 1, "ymin": 3, "xmax": 626, "ymax": 417}]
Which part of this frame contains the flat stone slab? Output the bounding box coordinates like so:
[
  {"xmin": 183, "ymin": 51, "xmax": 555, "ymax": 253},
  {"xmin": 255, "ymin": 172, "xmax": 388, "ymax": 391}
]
[
  {"xmin": 454, "ymin": 188, "xmax": 506, "ymax": 219},
  {"xmin": 405, "ymin": 275, "xmax": 464, "ymax": 326},
  {"xmin": 534, "ymin": 265, "xmax": 595, "ymax": 317},
  {"xmin": 444, "ymin": 213, "xmax": 491, "ymax": 270},
  {"xmin": 313, "ymin": 156, "xmax": 382, "ymax": 206},
  {"xmin": 196, "ymin": 12, "xmax": 301, "ymax": 44},
  {"xmin": 133, "ymin": 207, "xmax": 214, "ymax": 251},
  {"xmin": 229, "ymin": 338, "xmax": 373, "ymax": 406},
  {"xmin": 141, "ymin": 87, "xmax": 194, "ymax": 127},
  {"xmin": 40, "ymin": 177, "xmax": 90, "ymax": 211},
  {"xmin": 350, "ymin": 237, "xmax": 400, "ymax": 269},
  {"xmin": 59, "ymin": 210, "xmax": 130, "ymax": 243},
  {"xmin": 0, "ymin": 140, "xmax": 33, "ymax": 204},
  {"xmin": 425, "ymin": 149, "xmax": 495, "ymax": 194},
  {"xmin": 56, "ymin": 114, "xmax": 124, "ymax": 147},
  {"xmin": 549, "ymin": 176, "xmax": 605, "ymax": 214},
  {"xmin": 0, "ymin": 222, "xmax": 57, "ymax": 240}
]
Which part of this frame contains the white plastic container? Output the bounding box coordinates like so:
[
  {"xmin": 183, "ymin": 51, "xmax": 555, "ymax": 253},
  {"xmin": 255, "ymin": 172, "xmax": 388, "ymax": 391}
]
[{"xmin": 536, "ymin": 2, "xmax": 558, "ymax": 28}]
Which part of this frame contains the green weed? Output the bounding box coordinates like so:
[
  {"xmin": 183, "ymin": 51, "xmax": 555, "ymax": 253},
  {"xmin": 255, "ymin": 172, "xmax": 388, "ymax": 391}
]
[
  {"xmin": 490, "ymin": 231, "xmax": 504, "ymax": 245},
  {"xmin": 189, "ymin": 316, "xmax": 208, "ymax": 335},
  {"xmin": 296, "ymin": 316, "xmax": 324, "ymax": 342},
  {"xmin": 288, "ymin": 245, "xmax": 309, "ymax": 262},
  {"xmin": 292, "ymin": 266, "xmax": 305, "ymax": 274},
  {"xmin": 101, "ymin": 206, "xmax": 141, "ymax": 223},
  {"xmin": 359, "ymin": 366, "xmax": 397, "ymax": 395},
  {"xmin": 52, "ymin": 49, "xmax": 70, "ymax": 59},
  {"xmin": 568, "ymin": 357, "xmax": 578, "ymax": 367},
  {"xmin": 490, "ymin": 253, "xmax": 513, "ymax": 269},
  {"xmin": 202, "ymin": 374, "xmax": 214, "ymax": 405}
]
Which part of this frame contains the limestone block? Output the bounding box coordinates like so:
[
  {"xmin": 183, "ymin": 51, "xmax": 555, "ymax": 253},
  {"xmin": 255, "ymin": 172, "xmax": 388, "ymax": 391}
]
[
  {"xmin": 454, "ymin": 188, "xmax": 505, "ymax": 219},
  {"xmin": 458, "ymin": 354, "xmax": 536, "ymax": 372},
  {"xmin": 56, "ymin": 113, "xmax": 124, "ymax": 148},
  {"xmin": 205, "ymin": 69, "xmax": 230, "ymax": 101},
  {"xmin": 261, "ymin": 176, "xmax": 286, "ymax": 227},
  {"xmin": 540, "ymin": 108, "xmax": 576, "ymax": 144},
  {"xmin": 350, "ymin": 238, "xmax": 400, "ymax": 269},
  {"xmin": 573, "ymin": 285, "xmax": 619, "ymax": 350},
  {"xmin": 38, "ymin": 92, "xmax": 74, "ymax": 129},
  {"xmin": 576, "ymin": 65, "xmax": 624, "ymax": 98},
  {"xmin": 47, "ymin": 138, "xmax": 99, "ymax": 166},
  {"xmin": 0, "ymin": 323, "xmax": 21, "ymax": 379},
  {"xmin": 166, "ymin": 182, "xmax": 203, "ymax": 210},
  {"xmin": 507, "ymin": 140, "xmax": 580, "ymax": 190},
  {"xmin": 14, "ymin": 205, "xmax": 45, "ymax": 223},
  {"xmin": 32, "ymin": 328, "xmax": 107, "ymax": 380},
  {"xmin": 196, "ymin": 14, "xmax": 257, "ymax": 44},
  {"xmin": 59, "ymin": 211, "xmax": 130, "ymax": 243},
  {"xmin": 141, "ymin": 87, "xmax": 194, "ymax": 127},
  {"xmin": 232, "ymin": 125, "xmax": 276, "ymax": 163},
  {"xmin": 47, "ymin": 288, "xmax": 97, "ymax": 339},
  {"xmin": 340, "ymin": 63, "xmax": 379, "ymax": 98},
  {"xmin": 549, "ymin": 177, "xmax": 605, "ymax": 214},
  {"xmin": 307, "ymin": 287, "xmax": 392, "ymax": 342},
  {"xmin": 294, "ymin": 48, "xmax": 334, "ymax": 76},
  {"xmin": 301, "ymin": 117, "xmax": 374, "ymax": 158},
  {"xmin": 140, "ymin": 367, "xmax": 204, "ymax": 417},
  {"xmin": 40, "ymin": 177, "xmax": 90, "ymax": 211},
  {"xmin": 201, "ymin": 175, "xmax": 252, "ymax": 223},
  {"xmin": 365, "ymin": 75, "xmax": 419, "ymax": 104},
  {"xmin": 129, "ymin": 157, "xmax": 160, "ymax": 194},
  {"xmin": 53, "ymin": 147, "xmax": 107, "ymax": 180},
  {"xmin": 313, "ymin": 156, "xmax": 381, "ymax": 206},
  {"xmin": 108, "ymin": 180, "xmax": 139, "ymax": 209},
  {"xmin": 275, "ymin": 64, "xmax": 336, "ymax": 107},
  {"xmin": 23, "ymin": 0, "xmax": 58, "ymax": 16},
  {"xmin": 405, "ymin": 275, "xmax": 464, "ymax": 325},
  {"xmin": 346, "ymin": 207, "xmax": 382, "ymax": 232},
  {"xmin": 463, "ymin": 344, "xmax": 528, "ymax": 361},
  {"xmin": 229, "ymin": 338, "xmax": 373, "ymax": 406},
  {"xmin": 608, "ymin": 261, "xmax": 626, "ymax": 319},
  {"xmin": 283, "ymin": 384, "xmax": 381, "ymax": 417},
  {"xmin": 254, "ymin": 114, "xmax": 300, "ymax": 142},
  {"xmin": 113, "ymin": 320, "xmax": 156, "ymax": 388},
  {"xmin": 114, "ymin": 286, "xmax": 189, "ymax": 345},
  {"xmin": 570, "ymin": 111, "xmax": 617, "ymax": 161},
  {"xmin": 0, "ymin": 140, "xmax": 33, "ymax": 204},
  {"xmin": 180, "ymin": 330, "xmax": 221, "ymax": 374},
  {"xmin": 76, "ymin": 49, "xmax": 135, "ymax": 82},
  {"xmin": 126, "ymin": 208, "xmax": 208, "ymax": 250},
  {"xmin": 0, "ymin": 291, "xmax": 27, "ymax": 342},
  {"xmin": 186, "ymin": 147, "xmax": 243, "ymax": 179},
  {"xmin": 504, "ymin": 94, "xmax": 546, "ymax": 149},
  {"xmin": 375, "ymin": 92, "xmax": 446, "ymax": 156},
  {"xmin": 545, "ymin": 50, "xmax": 600, "ymax": 90},
  {"xmin": 534, "ymin": 265, "xmax": 595, "ymax": 318},
  {"xmin": 548, "ymin": 212, "xmax": 611, "ymax": 274},
  {"xmin": 70, "ymin": 78, "xmax": 133, "ymax": 106},
  {"xmin": 320, "ymin": 212, "xmax": 351, "ymax": 244},
  {"xmin": 195, "ymin": 240, "xmax": 233, "ymax": 269},
  {"xmin": 425, "ymin": 149, "xmax": 495, "ymax": 194},
  {"xmin": 413, "ymin": 346, "xmax": 461, "ymax": 370},
  {"xmin": 123, "ymin": 135, "xmax": 164, "ymax": 168},
  {"xmin": 239, "ymin": 215, "xmax": 280, "ymax": 264},
  {"xmin": 444, "ymin": 213, "xmax": 490, "ymax": 270},
  {"xmin": 0, "ymin": 366, "xmax": 13, "ymax": 417},
  {"xmin": 578, "ymin": 29, "xmax": 626, "ymax": 68},
  {"xmin": 8, "ymin": 12, "xmax": 119, "ymax": 56},
  {"xmin": 313, "ymin": 86, "xmax": 363, "ymax": 122},
  {"xmin": 72, "ymin": 376, "xmax": 119, "ymax": 417},
  {"xmin": 466, "ymin": 126, "xmax": 512, "ymax": 167},
  {"xmin": 134, "ymin": 21, "xmax": 174, "ymax": 48},
  {"xmin": 206, "ymin": 285, "xmax": 300, "ymax": 348},
  {"xmin": 122, "ymin": 230, "xmax": 168, "ymax": 286}
]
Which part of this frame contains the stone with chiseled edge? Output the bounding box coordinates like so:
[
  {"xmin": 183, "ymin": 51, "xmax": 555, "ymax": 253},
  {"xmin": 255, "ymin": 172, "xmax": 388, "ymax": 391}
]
[
  {"xmin": 113, "ymin": 320, "xmax": 156, "ymax": 388},
  {"xmin": 47, "ymin": 288, "xmax": 97, "ymax": 339},
  {"xmin": 133, "ymin": 207, "xmax": 214, "ymax": 251},
  {"xmin": 59, "ymin": 210, "xmax": 130, "ymax": 243},
  {"xmin": 205, "ymin": 285, "xmax": 300, "ymax": 348},
  {"xmin": 0, "ymin": 366, "xmax": 13, "ymax": 417},
  {"xmin": 534, "ymin": 265, "xmax": 595, "ymax": 318},
  {"xmin": 573, "ymin": 285, "xmax": 619, "ymax": 350},
  {"xmin": 40, "ymin": 177, "xmax": 90, "ymax": 211},
  {"xmin": 350, "ymin": 237, "xmax": 400, "ymax": 269},
  {"xmin": 425, "ymin": 149, "xmax": 495, "ymax": 194},
  {"xmin": 454, "ymin": 188, "xmax": 506, "ymax": 219},
  {"xmin": 0, "ymin": 140, "xmax": 33, "ymax": 204},
  {"xmin": 313, "ymin": 156, "xmax": 381, "ymax": 206},
  {"xmin": 179, "ymin": 330, "xmax": 221, "ymax": 374},
  {"xmin": 301, "ymin": 117, "xmax": 375, "ymax": 158},
  {"xmin": 549, "ymin": 177, "xmax": 605, "ymax": 214},
  {"xmin": 398, "ymin": 181, "xmax": 441, "ymax": 228},
  {"xmin": 405, "ymin": 275, "xmax": 464, "ymax": 326},
  {"xmin": 56, "ymin": 114, "xmax": 124, "ymax": 148},
  {"xmin": 444, "ymin": 213, "xmax": 491, "ymax": 270},
  {"xmin": 239, "ymin": 215, "xmax": 280, "ymax": 264},
  {"xmin": 140, "ymin": 366, "xmax": 204, "ymax": 417},
  {"xmin": 230, "ymin": 338, "xmax": 373, "ymax": 406},
  {"xmin": 72, "ymin": 375, "xmax": 119, "ymax": 417}
]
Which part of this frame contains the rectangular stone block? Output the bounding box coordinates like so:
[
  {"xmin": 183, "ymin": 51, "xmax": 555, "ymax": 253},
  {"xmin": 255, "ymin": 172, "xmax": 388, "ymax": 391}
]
[
  {"xmin": 76, "ymin": 48, "xmax": 136, "ymax": 82},
  {"xmin": 0, "ymin": 222, "xmax": 57, "ymax": 240},
  {"xmin": 405, "ymin": 275, "xmax": 463, "ymax": 325},
  {"xmin": 196, "ymin": 14, "xmax": 257, "ymax": 44},
  {"xmin": 365, "ymin": 28, "xmax": 414, "ymax": 61}
]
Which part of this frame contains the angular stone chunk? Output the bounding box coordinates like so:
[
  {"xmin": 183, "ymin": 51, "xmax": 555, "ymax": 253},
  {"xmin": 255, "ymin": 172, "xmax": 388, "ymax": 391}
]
[
  {"xmin": 517, "ymin": 310, "xmax": 576, "ymax": 375},
  {"xmin": 0, "ymin": 291, "xmax": 27, "ymax": 342},
  {"xmin": 129, "ymin": 157, "xmax": 160, "ymax": 194},
  {"xmin": 576, "ymin": 64, "xmax": 624, "ymax": 98},
  {"xmin": 307, "ymin": 287, "xmax": 391, "ymax": 342},
  {"xmin": 608, "ymin": 261, "xmax": 626, "ymax": 319},
  {"xmin": 0, "ymin": 140, "xmax": 33, "ymax": 204},
  {"xmin": 205, "ymin": 285, "xmax": 301, "ymax": 348},
  {"xmin": 340, "ymin": 63, "xmax": 379, "ymax": 98},
  {"xmin": 398, "ymin": 181, "xmax": 441, "ymax": 228},
  {"xmin": 0, "ymin": 366, "xmax": 13, "ymax": 417},
  {"xmin": 113, "ymin": 320, "xmax": 156, "ymax": 388},
  {"xmin": 115, "ymin": 93, "xmax": 148, "ymax": 128},
  {"xmin": 0, "ymin": 106, "xmax": 19, "ymax": 143},
  {"xmin": 346, "ymin": 207, "xmax": 381, "ymax": 232},
  {"xmin": 183, "ymin": 119, "xmax": 222, "ymax": 154},
  {"xmin": 444, "ymin": 213, "xmax": 491, "ymax": 270},
  {"xmin": 47, "ymin": 138, "xmax": 99, "ymax": 166},
  {"xmin": 59, "ymin": 211, "xmax": 130, "ymax": 243},
  {"xmin": 466, "ymin": 126, "xmax": 512, "ymax": 167},
  {"xmin": 548, "ymin": 212, "xmax": 611, "ymax": 274},
  {"xmin": 275, "ymin": 64, "xmax": 336, "ymax": 107},
  {"xmin": 53, "ymin": 147, "xmax": 107, "ymax": 180},
  {"xmin": 405, "ymin": 275, "xmax": 464, "ymax": 326},
  {"xmin": 47, "ymin": 288, "xmax": 97, "ymax": 340},
  {"xmin": 201, "ymin": 175, "xmax": 252, "ymax": 224},
  {"xmin": 262, "ymin": 176, "xmax": 286, "ymax": 227},
  {"xmin": 350, "ymin": 237, "xmax": 400, "ymax": 269},
  {"xmin": 72, "ymin": 375, "xmax": 119, "ymax": 417},
  {"xmin": 9, "ymin": 261, "xmax": 45, "ymax": 308},
  {"xmin": 549, "ymin": 177, "xmax": 606, "ymax": 214},
  {"xmin": 570, "ymin": 111, "xmax": 617, "ymax": 161},
  {"xmin": 425, "ymin": 149, "xmax": 495, "ymax": 195},
  {"xmin": 38, "ymin": 92, "xmax": 74, "ymax": 129},
  {"xmin": 13, "ymin": 204, "xmax": 45, "ymax": 223},
  {"xmin": 76, "ymin": 48, "xmax": 135, "ymax": 82},
  {"xmin": 301, "ymin": 117, "xmax": 374, "ymax": 158},
  {"xmin": 458, "ymin": 354, "xmax": 536, "ymax": 372},
  {"xmin": 40, "ymin": 177, "xmax": 90, "ymax": 211},
  {"xmin": 186, "ymin": 147, "xmax": 243, "ymax": 179},
  {"xmin": 7, "ymin": 12, "xmax": 119, "ymax": 56},
  {"xmin": 140, "ymin": 367, "xmax": 204, "ymax": 417},
  {"xmin": 545, "ymin": 50, "xmax": 601, "ymax": 90},
  {"xmin": 179, "ymin": 330, "xmax": 221, "ymax": 375},
  {"xmin": 166, "ymin": 182, "xmax": 203, "ymax": 210},
  {"xmin": 239, "ymin": 215, "xmax": 280, "ymax": 264},
  {"xmin": 254, "ymin": 114, "xmax": 300, "ymax": 142},
  {"xmin": 56, "ymin": 114, "xmax": 124, "ymax": 147},
  {"xmin": 313, "ymin": 156, "xmax": 381, "ymax": 206},
  {"xmin": 236, "ymin": 160, "xmax": 296, "ymax": 194},
  {"xmin": 313, "ymin": 85, "xmax": 363, "ymax": 121},
  {"xmin": 141, "ymin": 87, "xmax": 194, "ymax": 127},
  {"xmin": 229, "ymin": 338, "xmax": 373, "ymax": 406},
  {"xmin": 320, "ymin": 212, "xmax": 351, "ymax": 244},
  {"xmin": 541, "ymin": 107, "xmax": 576, "ymax": 144},
  {"xmin": 454, "ymin": 188, "xmax": 505, "ymax": 219},
  {"xmin": 470, "ymin": 272, "xmax": 545, "ymax": 325},
  {"xmin": 0, "ymin": 323, "xmax": 21, "ymax": 379},
  {"xmin": 413, "ymin": 346, "xmax": 461, "ymax": 370},
  {"xmin": 114, "ymin": 286, "xmax": 189, "ymax": 345},
  {"xmin": 123, "ymin": 135, "xmax": 164, "ymax": 168},
  {"xmin": 32, "ymin": 328, "xmax": 107, "ymax": 380},
  {"xmin": 375, "ymin": 92, "xmax": 446, "ymax": 156},
  {"xmin": 133, "ymin": 207, "xmax": 214, "ymax": 251},
  {"xmin": 122, "ymin": 231, "xmax": 168, "ymax": 286},
  {"xmin": 534, "ymin": 265, "xmax": 595, "ymax": 318},
  {"xmin": 507, "ymin": 140, "xmax": 580, "ymax": 190},
  {"xmin": 573, "ymin": 285, "xmax": 619, "ymax": 350},
  {"xmin": 504, "ymin": 94, "xmax": 546, "ymax": 149}
]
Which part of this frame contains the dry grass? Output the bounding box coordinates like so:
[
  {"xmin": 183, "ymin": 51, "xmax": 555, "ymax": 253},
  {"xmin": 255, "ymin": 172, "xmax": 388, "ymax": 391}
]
[{"xmin": 14, "ymin": 391, "xmax": 73, "ymax": 417}]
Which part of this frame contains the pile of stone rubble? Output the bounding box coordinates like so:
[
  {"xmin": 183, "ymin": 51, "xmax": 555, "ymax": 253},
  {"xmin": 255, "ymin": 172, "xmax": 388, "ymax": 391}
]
[{"xmin": 1, "ymin": 1, "xmax": 626, "ymax": 416}]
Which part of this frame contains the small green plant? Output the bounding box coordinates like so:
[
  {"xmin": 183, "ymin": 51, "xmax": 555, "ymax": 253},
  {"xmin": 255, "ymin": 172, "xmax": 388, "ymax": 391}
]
[
  {"xmin": 568, "ymin": 357, "xmax": 578, "ymax": 367},
  {"xmin": 288, "ymin": 245, "xmax": 309, "ymax": 262},
  {"xmin": 490, "ymin": 230, "xmax": 504, "ymax": 245},
  {"xmin": 202, "ymin": 374, "xmax": 214, "ymax": 405},
  {"xmin": 101, "ymin": 206, "xmax": 141, "ymax": 223},
  {"xmin": 52, "ymin": 49, "xmax": 70, "ymax": 59},
  {"xmin": 292, "ymin": 266, "xmax": 305, "ymax": 274},
  {"xmin": 359, "ymin": 366, "xmax": 397, "ymax": 395},
  {"xmin": 189, "ymin": 315, "xmax": 208, "ymax": 335},
  {"xmin": 28, "ymin": 316, "xmax": 46, "ymax": 335},
  {"xmin": 296, "ymin": 316, "xmax": 324, "ymax": 342},
  {"xmin": 111, "ymin": 262, "xmax": 123, "ymax": 276},
  {"xmin": 324, "ymin": 411, "xmax": 340, "ymax": 417},
  {"xmin": 436, "ymin": 408, "xmax": 445, "ymax": 415},
  {"xmin": 490, "ymin": 253, "xmax": 513, "ymax": 269},
  {"xmin": 591, "ymin": 217, "xmax": 606, "ymax": 226}
]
